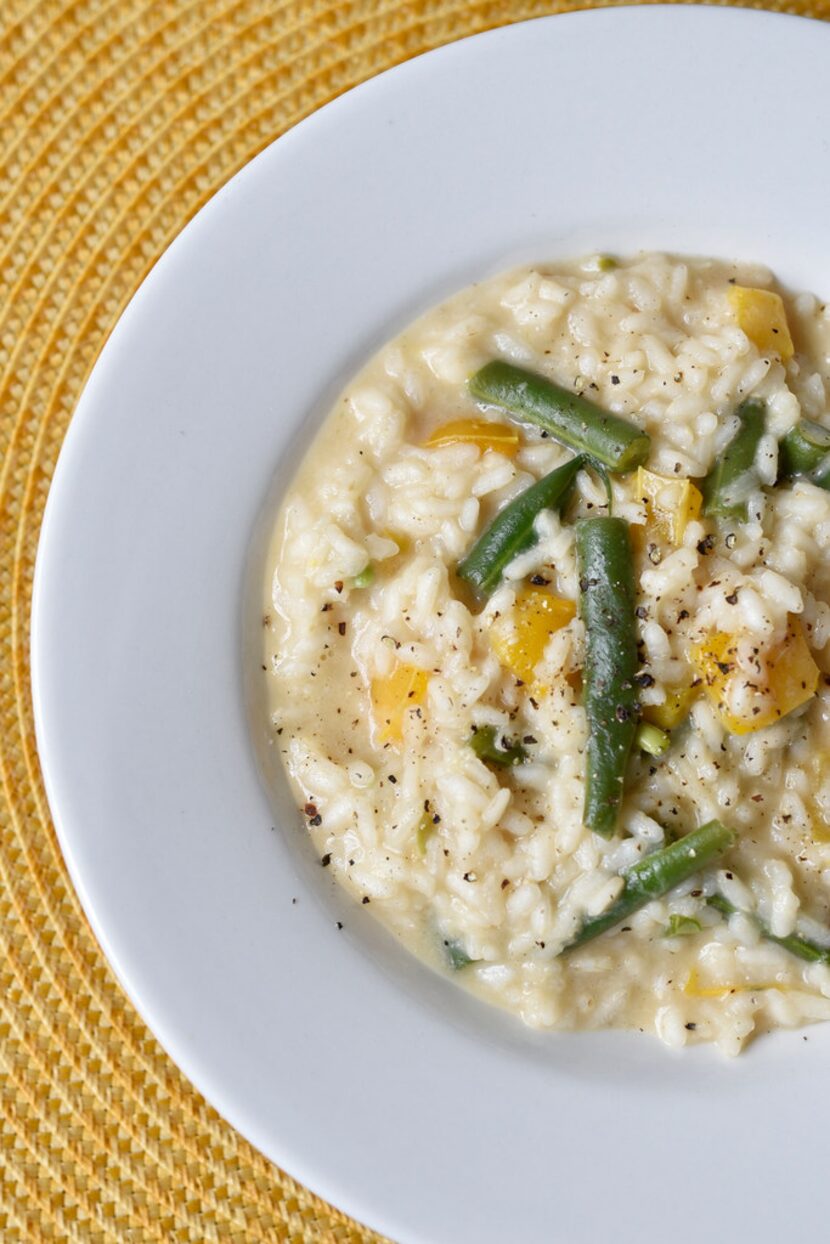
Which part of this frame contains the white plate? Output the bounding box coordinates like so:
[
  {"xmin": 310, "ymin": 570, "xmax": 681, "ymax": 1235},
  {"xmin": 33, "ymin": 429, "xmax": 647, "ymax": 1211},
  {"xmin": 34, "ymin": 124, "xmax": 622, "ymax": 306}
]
[{"xmin": 32, "ymin": 8, "xmax": 830, "ymax": 1242}]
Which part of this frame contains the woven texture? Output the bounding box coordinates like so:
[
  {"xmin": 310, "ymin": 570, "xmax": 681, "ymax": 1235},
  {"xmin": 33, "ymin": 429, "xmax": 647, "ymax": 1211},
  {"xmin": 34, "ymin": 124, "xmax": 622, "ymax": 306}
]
[{"xmin": 1, "ymin": 1, "xmax": 827, "ymax": 1239}]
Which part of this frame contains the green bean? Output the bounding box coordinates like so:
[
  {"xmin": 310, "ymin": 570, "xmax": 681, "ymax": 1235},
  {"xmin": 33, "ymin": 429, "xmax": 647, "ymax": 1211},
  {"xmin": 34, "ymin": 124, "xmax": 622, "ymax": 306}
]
[
  {"xmin": 707, "ymin": 892, "xmax": 830, "ymax": 965},
  {"xmin": 576, "ymin": 517, "xmax": 639, "ymax": 836},
  {"xmin": 468, "ymin": 724, "xmax": 527, "ymax": 767},
  {"xmin": 469, "ymin": 361, "xmax": 650, "ymax": 473},
  {"xmin": 778, "ymin": 418, "xmax": 830, "ymax": 492},
  {"xmin": 564, "ymin": 820, "xmax": 735, "ymax": 951},
  {"xmin": 457, "ymin": 454, "xmax": 584, "ymax": 595},
  {"xmin": 701, "ymin": 398, "xmax": 767, "ymax": 520}
]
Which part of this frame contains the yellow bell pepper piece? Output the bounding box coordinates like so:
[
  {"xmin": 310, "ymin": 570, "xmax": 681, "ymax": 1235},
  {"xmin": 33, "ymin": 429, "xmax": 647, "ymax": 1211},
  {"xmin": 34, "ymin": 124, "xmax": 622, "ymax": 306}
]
[
  {"xmin": 643, "ymin": 684, "xmax": 697, "ymax": 731},
  {"xmin": 691, "ymin": 616, "xmax": 819, "ymax": 735},
  {"xmin": 371, "ymin": 662, "xmax": 429, "ymax": 743},
  {"xmin": 635, "ymin": 467, "xmax": 703, "ymax": 547},
  {"xmin": 489, "ymin": 586, "xmax": 575, "ymax": 684},
  {"xmin": 728, "ymin": 285, "xmax": 794, "ymax": 362},
  {"xmin": 424, "ymin": 418, "xmax": 520, "ymax": 457}
]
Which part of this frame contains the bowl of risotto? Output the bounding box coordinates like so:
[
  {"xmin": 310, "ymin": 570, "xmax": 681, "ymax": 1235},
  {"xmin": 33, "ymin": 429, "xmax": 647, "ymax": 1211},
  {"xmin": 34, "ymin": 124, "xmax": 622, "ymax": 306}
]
[
  {"xmin": 32, "ymin": 7, "xmax": 830, "ymax": 1243},
  {"xmin": 262, "ymin": 250, "xmax": 830, "ymax": 1055}
]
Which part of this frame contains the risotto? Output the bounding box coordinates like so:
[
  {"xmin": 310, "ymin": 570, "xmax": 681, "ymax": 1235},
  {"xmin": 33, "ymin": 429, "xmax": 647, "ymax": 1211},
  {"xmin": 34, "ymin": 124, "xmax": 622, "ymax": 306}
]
[{"xmin": 261, "ymin": 252, "xmax": 830, "ymax": 1054}]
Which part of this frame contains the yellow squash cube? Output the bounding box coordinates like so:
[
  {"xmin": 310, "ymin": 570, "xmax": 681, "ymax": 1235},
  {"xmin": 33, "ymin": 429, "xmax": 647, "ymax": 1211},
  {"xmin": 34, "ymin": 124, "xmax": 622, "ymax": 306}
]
[
  {"xmin": 728, "ymin": 285, "xmax": 794, "ymax": 362},
  {"xmin": 371, "ymin": 662, "xmax": 429, "ymax": 743},
  {"xmin": 636, "ymin": 468, "xmax": 703, "ymax": 547},
  {"xmin": 489, "ymin": 586, "xmax": 576, "ymax": 685},
  {"xmin": 691, "ymin": 616, "xmax": 818, "ymax": 735}
]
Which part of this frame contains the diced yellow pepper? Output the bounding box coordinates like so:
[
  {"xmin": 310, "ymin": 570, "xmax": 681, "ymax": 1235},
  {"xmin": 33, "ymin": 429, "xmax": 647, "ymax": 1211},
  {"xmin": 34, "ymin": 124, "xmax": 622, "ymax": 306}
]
[
  {"xmin": 371, "ymin": 662, "xmax": 429, "ymax": 743},
  {"xmin": 489, "ymin": 586, "xmax": 576, "ymax": 685},
  {"xmin": 635, "ymin": 467, "xmax": 703, "ymax": 547},
  {"xmin": 643, "ymin": 684, "xmax": 697, "ymax": 731},
  {"xmin": 728, "ymin": 285, "xmax": 794, "ymax": 362},
  {"xmin": 424, "ymin": 418, "xmax": 520, "ymax": 457},
  {"xmin": 691, "ymin": 616, "xmax": 819, "ymax": 735}
]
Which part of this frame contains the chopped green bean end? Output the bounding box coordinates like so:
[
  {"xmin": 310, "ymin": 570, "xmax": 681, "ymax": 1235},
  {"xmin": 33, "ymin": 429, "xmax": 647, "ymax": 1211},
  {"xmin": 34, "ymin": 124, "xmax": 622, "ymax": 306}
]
[
  {"xmin": 351, "ymin": 563, "xmax": 375, "ymax": 589},
  {"xmin": 809, "ymin": 454, "xmax": 830, "ymax": 492},
  {"xmin": 664, "ymin": 914, "xmax": 702, "ymax": 938},
  {"xmin": 779, "ymin": 418, "xmax": 830, "ymax": 481},
  {"xmin": 443, "ymin": 937, "xmax": 476, "ymax": 971},
  {"xmin": 468, "ymin": 724, "xmax": 527, "ymax": 767},
  {"xmin": 636, "ymin": 722, "xmax": 671, "ymax": 756},
  {"xmin": 416, "ymin": 811, "xmax": 435, "ymax": 856}
]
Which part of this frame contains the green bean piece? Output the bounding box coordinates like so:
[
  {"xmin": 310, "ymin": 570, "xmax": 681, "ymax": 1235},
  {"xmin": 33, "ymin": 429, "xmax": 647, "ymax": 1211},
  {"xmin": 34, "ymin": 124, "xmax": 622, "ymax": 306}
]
[
  {"xmin": 810, "ymin": 455, "xmax": 830, "ymax": 491},
  {"xmin": 457, "ymin": 454, "xmax": 584, "ymax": 596},
  {"xmin": 778, "ymin": 418, "xmax": 830, "ymax": 492},
  {"xmin": 416, "ymin": 810, "xmax": 435, "ymax": 856},
  {"xmin": 779, "ymin": 418, "xmax": 830, "ymax": 476},
  {"xmin": 635, "ymin": 722, "xmax": 671, "ymax": 757},
  {"xmin": 577, "ymin": 517, "xmax": 639, "ymax": 836},
  {"xmin": 442, "ymin": 937, "xmax": 476, "ymax": 970},
  {"xmin": 468, "ymin": 724, "xmax": 527, "ymax": 767},
  {"xmin": 352, "ymin": 563, "xmax": 375, "ymax": 589},
  {"xmin": 707, "ymin": 892, "xmax": 830, "ymax": 965},
  {"xmin": 565, "ymin": 820, "xmax": 735, "ymax": 952},
  {"xmin": 469, "ymin": 361, "xmax": 650, "ymax": 473},
  {"xmin": 664, "ymin": 914, "xmax": 702, "ymax": 938},
  {"xmin": 701, "ymin": 398, "xmax": 767, "ymax": 520}
]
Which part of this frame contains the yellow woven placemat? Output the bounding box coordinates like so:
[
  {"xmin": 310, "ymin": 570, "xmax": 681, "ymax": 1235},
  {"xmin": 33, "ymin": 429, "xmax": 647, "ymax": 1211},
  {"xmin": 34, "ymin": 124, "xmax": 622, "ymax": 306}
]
[{"xmin": 1, "ymin": 1, "xmax": 827, "ymax": 1239}]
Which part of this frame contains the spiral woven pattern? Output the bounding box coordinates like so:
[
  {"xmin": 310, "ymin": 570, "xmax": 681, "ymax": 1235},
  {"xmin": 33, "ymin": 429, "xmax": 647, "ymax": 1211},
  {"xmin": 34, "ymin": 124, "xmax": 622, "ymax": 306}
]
[{"xmin": 1, "ymin": 1, "xmax": 827, "ymax": 1239}]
